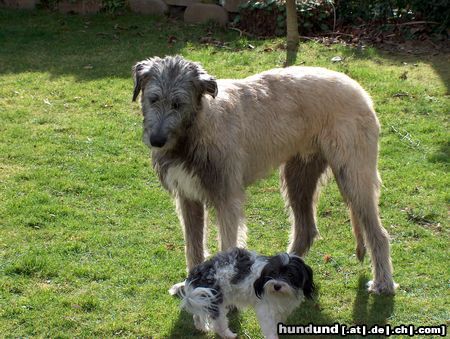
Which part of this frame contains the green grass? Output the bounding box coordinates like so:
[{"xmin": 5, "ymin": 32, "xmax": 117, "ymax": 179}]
[{"xmin": 0, "ymin": 9, "xmax": 449, "ymax": 338}]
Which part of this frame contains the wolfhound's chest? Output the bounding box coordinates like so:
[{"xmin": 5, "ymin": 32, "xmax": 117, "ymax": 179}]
[{"xmin": 163, "ymin": 164, "xmax": 206, "ymax": 202}]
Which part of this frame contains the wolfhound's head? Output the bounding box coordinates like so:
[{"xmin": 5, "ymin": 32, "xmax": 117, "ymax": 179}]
[{"xmin": 132, "ymin": 55, "xmax": 217, "ymax": 149}]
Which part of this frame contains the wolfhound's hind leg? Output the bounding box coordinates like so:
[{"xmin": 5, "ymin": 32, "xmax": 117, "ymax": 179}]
[
  {"xmin": 350, "ymin": 208, "xmax": 367, "ymax": 262},
  {"xmin": 332, "ymin": 163, "xmax": 397, "ymax": 294},
  {"xmin": 281, "ymin": 154, "xmax": 328, "ymax": 256}
]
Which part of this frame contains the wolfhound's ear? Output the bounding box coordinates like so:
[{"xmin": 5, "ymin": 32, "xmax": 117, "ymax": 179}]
[
  {"xmin": 132, "ymin": 60, "xmax": 153, "ymax": 102},
  {"xmin": 199, "ymin": 74, "xmax": 218, "ymax": 98}
]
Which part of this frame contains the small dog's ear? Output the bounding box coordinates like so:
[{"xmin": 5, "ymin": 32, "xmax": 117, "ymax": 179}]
[
  {"xmin": 199, "ymin": 74, "xmax": 218, "ymax": 98},
  {"xmin": 132, "ymin": 60, "xmax": 153, "ymax": 102},
  {"xmin": 253, "ymin": 273, "xmax": 266, "ymax": 299},
  {"xmin": 302, "ymin": 263, "xmax": 315, "ymax": 299}
]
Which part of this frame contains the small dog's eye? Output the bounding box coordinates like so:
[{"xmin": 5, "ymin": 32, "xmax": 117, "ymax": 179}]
[{"xmin": 149, "ymin": 98, "xmax": 158, "ymax": 105}]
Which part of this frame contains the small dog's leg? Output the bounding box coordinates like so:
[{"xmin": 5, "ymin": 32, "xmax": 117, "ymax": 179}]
[
  {"xmin": 176, "ymin": 195, "xmax": 207, "ymax": 271},
  {"xmin": 281, "ymin": 154, "xmax": 328, "ymax": 256},
  {"xmin": 193, "ymin": 315, "xmax": 208, "ymax": 332},
  {"xmin": 211, "ymin": 307, "xmax": 237, "ymax": 339},
  {"xmin": 255, "ymin": 303, "xmax": 279, "ymax": 339},
  {"xmin": 216, "ymin": 194, "xmax": 247, "ymax": 251},
  {"xmin": 168, "ymin": 281, "xmax": 185, "ymax": 296}
]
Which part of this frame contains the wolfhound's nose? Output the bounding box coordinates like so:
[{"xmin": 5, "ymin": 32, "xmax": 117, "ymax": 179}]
[{"xmin": 150, "ymin": 134, "xmax": 167, "ymax": 148}]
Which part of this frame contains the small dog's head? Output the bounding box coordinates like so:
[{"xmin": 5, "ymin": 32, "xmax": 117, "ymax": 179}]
[
  {"xmin": 254, "ymin": 253, "xmax": 314, "ymax": 300},
  {"xmin": 132, "ymin": 55, "xmax": 217, "ymax": 149}
]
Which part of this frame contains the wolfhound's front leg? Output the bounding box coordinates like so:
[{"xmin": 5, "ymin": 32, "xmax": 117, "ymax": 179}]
[
  {"xmin": 176, "ymin": 195, "xmax": 208, "ymax": 271},
  {"xmin": 216, "ymin": 194, "xmax": 247, "ymax": 251}
]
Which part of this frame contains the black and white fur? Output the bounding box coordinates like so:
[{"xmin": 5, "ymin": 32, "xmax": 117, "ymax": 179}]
[{"xmin": 172, "ymin": 248, "xmax": 314, "ymax": 339}]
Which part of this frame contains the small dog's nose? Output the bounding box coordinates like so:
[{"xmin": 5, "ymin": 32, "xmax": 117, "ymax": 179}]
[
  {"xmin": 150, "ymin": 134, "xmax": 167, "ymax": 148},
  {"xmin": 274, "ymin": 284, "xmax": 282, "ymax": 291}
]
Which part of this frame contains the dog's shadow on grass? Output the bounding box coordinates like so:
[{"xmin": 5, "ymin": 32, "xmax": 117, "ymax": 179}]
[
  {"xmin": 168, "ymin": 303, "xmax": 243, "ymax": 338},
  {"xmin": 281, "ymin": 284, "xmax": 335, "ymax": 338},
  {"xmin": 352, "ymin": 275, "xmax": 395, "ymax": 327},
  {"xmin": 168, "ymin": 275, "xmax": 394, "ymax": 338},
  {"xmin": 281, "ymin": 275, "xmax": 394, "ymax": 338}
]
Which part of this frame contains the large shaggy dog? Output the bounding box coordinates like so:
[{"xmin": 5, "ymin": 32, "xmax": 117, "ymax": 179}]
[{"xmin": 132, "ymin": 55, "xmax": 397, "ymax": 294}]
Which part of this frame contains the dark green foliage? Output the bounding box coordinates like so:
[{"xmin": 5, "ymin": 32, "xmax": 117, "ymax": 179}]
[
  {"xmin": 237, "ymin": 0, "xmax": 448, "ymax": 37},
  {"xmin": 38, "ymin": 0, "xmax": 126, "ymax": 13},
  {"xmin": 336, "ymin": 0, "xmax": 449, "ymax": 33},
  {"xmin": 238, "ymin": 0, "xmax": 334, "ymax": 36},
  {"xmin": 102, "ymin": 0, "xmax": 126, "ymax": 13}
]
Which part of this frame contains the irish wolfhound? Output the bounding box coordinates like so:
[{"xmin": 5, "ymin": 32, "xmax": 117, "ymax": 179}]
[{"xmin": 132, "ymin": 55, "xmax": 397, "ymax": 294}]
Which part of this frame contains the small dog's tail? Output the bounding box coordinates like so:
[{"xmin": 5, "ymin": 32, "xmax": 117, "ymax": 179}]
[{"xmin": 180, "ymin": 283, "xmax": 219, "ymax": 320}]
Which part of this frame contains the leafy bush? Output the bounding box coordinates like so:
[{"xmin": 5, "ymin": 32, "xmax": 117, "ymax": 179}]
[
  {"xmin": 236, "ymin": 0, "xmax": 448, "ymax": 37},
  {"xmin": 102, "ymin": 0, "xmax": 126, "ymax": 13},
  {"xmin": 336, "ymin": 0, "xmax": 449, "ymax": 33},
  {"xmin": 38, "ymin": 0, "xmax": 126, "ymax": 13}
]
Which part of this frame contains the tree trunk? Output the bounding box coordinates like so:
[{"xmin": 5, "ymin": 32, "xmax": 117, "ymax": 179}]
[{"xmin": 285, "ymin": 0, "xmax": 299, "ymax": 66}]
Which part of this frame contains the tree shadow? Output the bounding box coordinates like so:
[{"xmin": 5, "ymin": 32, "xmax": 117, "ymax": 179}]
[
  {"xmin": 1, "ymin": 9, "xmax": 447, "ymax": 95},
  {"xmin": 285, "ymin": 41, "xmax": 299, "ymax": 67},
  {"xmin": 428, "ymin": 140, "xmax": 450, "ymax": 165},
  {"xmin": 0, "ymin": 9, "xmax": 234, "ymax": 82},
  {"xmin": 337, "ymin": 43, "xmax": 449, "ymax": 93}
]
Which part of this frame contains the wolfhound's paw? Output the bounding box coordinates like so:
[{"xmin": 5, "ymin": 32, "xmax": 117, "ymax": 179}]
[
  {"xmin": 168, "ymin": 281, "xmax": 186, "ymax": 297},
  {"xmin": 367, "ymin": 280, "xmax": 398, "ymax": 294}
]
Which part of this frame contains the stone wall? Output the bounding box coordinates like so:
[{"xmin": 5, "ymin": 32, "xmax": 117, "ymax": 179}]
[{"xmin": 0, "ymin": 0, "xmax": 248, "ymax": 25}]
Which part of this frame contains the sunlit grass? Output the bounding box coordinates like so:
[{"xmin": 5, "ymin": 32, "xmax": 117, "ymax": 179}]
[{"xmin": 0, "ymin": 8, "xmax": 448, "ymax": 338}]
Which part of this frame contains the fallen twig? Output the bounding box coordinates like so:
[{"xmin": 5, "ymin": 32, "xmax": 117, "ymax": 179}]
[
  {"xmin": 390, "ymin": 125, "xmax": 421, "ymax": 149},
  {"xmin": 395, "ymin": 21, "xmax": 439, "ymax": 26},
  {"xmin": 320, "ymin": 32, "xmax": 354, "ymax": 37},
  {"xmin": 229, "ymin": 27, "xmax": 253, "ymax": 38},
  {"xmin": 299, "ymin": 35, "xmax": 318, "ymax": 41},
  {"xmin": 229, "ymin": 27, "xmax": 243, "ymax": 37}
]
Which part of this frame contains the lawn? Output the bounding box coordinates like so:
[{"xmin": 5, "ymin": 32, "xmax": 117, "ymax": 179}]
[{"xmin": 0, "ymin": 9, "xmax": 448, "ymax": 338}]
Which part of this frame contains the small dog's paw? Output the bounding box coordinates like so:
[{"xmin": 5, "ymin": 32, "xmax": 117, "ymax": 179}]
[
  {"xmin": 193, "ymin": 315, "xmax": 208, "ymax": 332},
  {"xmin": 220, "ymin": 329, "xmax": 237, "ymax": 339},
  {"xmin": 168, "ymin": 281, "xmax": 186, "ymax": 297},
  {"xmin": 367, "ymin": 280, "xmax": 398, "ymax": 294}
]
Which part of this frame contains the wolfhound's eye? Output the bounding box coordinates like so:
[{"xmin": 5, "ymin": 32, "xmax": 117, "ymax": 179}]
[
  {"xmin": 149, "ymin": 97, "xmax": 158, "ymax": 105},
  {"xmin": 172, "ymin": 101, "xmax": 181, "ymax": 110}
]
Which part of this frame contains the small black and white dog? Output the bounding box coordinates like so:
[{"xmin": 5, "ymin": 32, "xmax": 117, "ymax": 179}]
[{"xmin": 172, "ymin": 247, "xmax": 314, "ymax": 339}]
